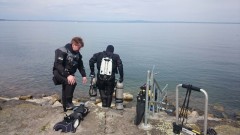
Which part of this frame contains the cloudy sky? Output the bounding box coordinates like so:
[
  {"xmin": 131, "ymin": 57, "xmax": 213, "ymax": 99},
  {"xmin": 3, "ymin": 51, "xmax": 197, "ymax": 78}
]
[{"xmin": 0, "ymin": 0, "xmax": 239, "ymax": 22}]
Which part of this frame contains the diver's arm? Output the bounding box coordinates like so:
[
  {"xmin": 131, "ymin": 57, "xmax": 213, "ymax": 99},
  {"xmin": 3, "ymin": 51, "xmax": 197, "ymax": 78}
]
[
  {"xmin": 89, "ymin": 53, "xmax": 99, "ymax": 73},
  {"xmin": 116, "ymin": 54, "xmax": 124, "ymax": 80},
  {"xmin": 54, "ymin": 49, "xmax": 70, "ymax": 77}
]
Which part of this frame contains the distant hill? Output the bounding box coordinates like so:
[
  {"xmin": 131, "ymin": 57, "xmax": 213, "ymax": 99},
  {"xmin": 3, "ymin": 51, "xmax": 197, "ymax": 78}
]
[{"xmin": 0, "ymin": 19, "xmax": 239, "ymax": 24}]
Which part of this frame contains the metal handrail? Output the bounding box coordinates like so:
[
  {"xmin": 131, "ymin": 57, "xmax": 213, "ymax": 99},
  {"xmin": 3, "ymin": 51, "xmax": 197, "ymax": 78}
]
[
  {"xmin": 175, "ymin": 84, "xmax": 208, "ymax": 135},
  {"xmin": 143, "ymin": 68, "xmax": 169, "ymax": 126}
]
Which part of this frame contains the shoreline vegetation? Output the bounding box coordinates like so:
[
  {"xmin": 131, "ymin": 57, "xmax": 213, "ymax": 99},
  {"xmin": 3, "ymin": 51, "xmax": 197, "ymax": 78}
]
[
  {"xmin": 0, "ymin": 19, "xmax": 240, "ymax": 24},
  {"xmin": 0, "ymin": 94, "xmax": 239, "ymax": 135}
]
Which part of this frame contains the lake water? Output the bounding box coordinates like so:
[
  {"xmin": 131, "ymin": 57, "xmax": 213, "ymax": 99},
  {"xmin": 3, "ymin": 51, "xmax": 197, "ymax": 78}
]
[{"xmin": 0, "ymin": 21, "xmax": 239, "ymax": 115}]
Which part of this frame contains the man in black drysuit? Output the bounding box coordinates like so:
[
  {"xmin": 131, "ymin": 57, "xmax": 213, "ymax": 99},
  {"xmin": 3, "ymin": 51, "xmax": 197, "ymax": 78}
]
[
  {"xmin": 89, "ymin": 45, "xmax": 124, "ymax": 108},
  {"xmin": 53, "ymin": 37, "xmax": 87, "ymax": 112}
]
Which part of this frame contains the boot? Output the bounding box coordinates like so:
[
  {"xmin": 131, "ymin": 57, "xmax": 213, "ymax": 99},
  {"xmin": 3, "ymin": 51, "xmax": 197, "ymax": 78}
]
[{"xmin": 66, "ymin": 97, "xmax": 74, "ymax": 110}]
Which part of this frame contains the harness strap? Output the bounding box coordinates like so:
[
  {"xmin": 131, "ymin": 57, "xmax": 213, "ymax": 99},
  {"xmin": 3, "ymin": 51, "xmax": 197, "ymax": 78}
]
[{"xmin": 179, "ymin": 85, "xmax": 192, "ymax": 125}]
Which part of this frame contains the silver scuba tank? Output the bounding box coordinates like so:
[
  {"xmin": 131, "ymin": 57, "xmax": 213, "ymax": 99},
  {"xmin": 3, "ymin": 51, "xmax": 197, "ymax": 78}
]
[
  {"xmin": 115, "ymin": 81, "xmax": 124, "ymax": 110},
  {"xmin": 89, "ymin": 76, "xmax": 97, "ymax": 101}
]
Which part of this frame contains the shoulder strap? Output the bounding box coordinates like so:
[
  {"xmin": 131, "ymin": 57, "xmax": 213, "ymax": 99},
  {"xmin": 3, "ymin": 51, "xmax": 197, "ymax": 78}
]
[{"xmin": 59, "ymin": 46, "xmax": 69, "ymax": 54}]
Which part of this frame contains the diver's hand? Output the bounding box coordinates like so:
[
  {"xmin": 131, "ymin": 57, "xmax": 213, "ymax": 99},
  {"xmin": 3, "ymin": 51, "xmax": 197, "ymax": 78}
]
[
  {"xmin": 90, "ymin": 72, "xmax": 95, "ymax": 77},
  {"xmin": 67, "ymin": 75, "xmax": 76, "ymax": 85},
  {"xmin": 82, "ymin": 77, "xmax": 87, "ymax": 85},
  {"xmin": 119, "ymin": 77, "xmax": 123, "ymax": 83}
]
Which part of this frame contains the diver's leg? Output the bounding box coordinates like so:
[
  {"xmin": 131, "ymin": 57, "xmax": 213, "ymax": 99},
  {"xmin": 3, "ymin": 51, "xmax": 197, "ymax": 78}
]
[
  {"xmin": 65, "ymin": 83, "xmax": 76, "ymax": 109},
  {"xmin": 105, "ymin": 80, "xmax": 115, "ymax": 107},
  {"xmin": 62, "ymin": 85, "xmax": 67, "ymax": 112},
  {"xmin": 99, "ymin": 89, "xmax": 108, "ymax": 107},
  {"xmin": 97, "ymin": 80, "xmax": 108, "ymax": 107}
]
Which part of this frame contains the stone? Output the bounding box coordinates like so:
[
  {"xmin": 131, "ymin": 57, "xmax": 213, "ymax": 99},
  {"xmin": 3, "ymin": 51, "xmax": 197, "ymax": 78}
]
[
  {"xmin": 189, "ymin": 111, "xmax": 199, "ymax": 117},
  {"xmin": 123, "ymin": 93, "xmax": 133, "ymax": 101},
  {"xmin": 213, "ymin": 104, "xmax": 224, "ymax": 112},
  {"xmin": 234, "ymin": 112, "xmax": 240, "ymax": 121},
  {"xmin": 41, "ymin": 94, "xmax": 47, "ymax": 97},
  {"xmin": 19, "ymin": 95, "xmax": 33, "ymax": 100},
  {"xmin": 52, "ymin": 101, "xmax": 62, "ymax": 107},
  {"xmin": 95, "ymin": 98, "xmax": 102, "ymax": 104},
  {"xmin": 187, "ymin": 111, "xmax": 199, "ymax": 124},
  {"xmin": 215, "ymin": 125, "xmax": 240, "ymax": 135},
  {"xmin": 113, "ymin": 92, "xmax": 133, "ymax": 101},
  {"xmin": 50, "ymin": 94, "xmax": 60, "ymax": 102}
]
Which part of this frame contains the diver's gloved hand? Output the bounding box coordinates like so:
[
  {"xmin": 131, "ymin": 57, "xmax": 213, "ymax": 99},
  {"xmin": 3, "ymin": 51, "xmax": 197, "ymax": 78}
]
[
  {"xmin": 119, "ymin": 77, "xmax": 123, "ymax": 83},
  {"xmin": 90, "ymin": 72, "xmax": 95, "ymax": 77}
]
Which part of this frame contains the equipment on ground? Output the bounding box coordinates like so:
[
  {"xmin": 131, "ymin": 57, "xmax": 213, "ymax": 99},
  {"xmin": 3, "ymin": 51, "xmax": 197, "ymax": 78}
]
[
  {"xmin": 99, "ymin": 56, "xmax": 113, "ymax": 81},
  {"xmin": 53, "ymin": 103, "xmax": 89, "ymax": 133},
  {"xmin": 89, "ymin": 75, "xmax": 97, "ymax": 100},
  {"xmin": 134, "ymin": 84, "xmax": 146, "ymax": 125},
  {"xmin": 115, "ymin": 81, "xmax": 124, "ymax": 110},
  {"xmin": 173, "ymin": 84, "xmax": 217, "ymax": 135}
]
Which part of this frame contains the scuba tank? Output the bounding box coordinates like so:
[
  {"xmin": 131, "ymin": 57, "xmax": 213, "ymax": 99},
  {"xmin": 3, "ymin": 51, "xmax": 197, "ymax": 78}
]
[
  {"xmin": 89, "ymin": 75, "xmax": 97, "ymax": 101},
  {"xmin": 115, "ymin": 81, "xmax": 124, "ymax": 110}
]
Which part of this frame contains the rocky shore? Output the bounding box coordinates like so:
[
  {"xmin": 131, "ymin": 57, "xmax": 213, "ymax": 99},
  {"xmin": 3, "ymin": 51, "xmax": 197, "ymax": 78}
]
[{"xmin": 0, "ymin": 94, "xmax": 239, "ymax": 135}]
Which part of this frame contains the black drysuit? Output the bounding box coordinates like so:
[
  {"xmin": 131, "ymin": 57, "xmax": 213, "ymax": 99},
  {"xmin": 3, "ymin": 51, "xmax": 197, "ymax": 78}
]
[
  {"xmin": 53, "ymin": 43, "xmax": 86, "ymax": 111},
  {"xmin": 89, "ymin": 51, "xmax": 123, "ymax": 107}
]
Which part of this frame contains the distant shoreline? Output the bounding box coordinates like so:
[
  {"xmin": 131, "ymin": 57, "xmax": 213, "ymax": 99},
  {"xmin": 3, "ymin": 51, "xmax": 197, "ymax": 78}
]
[{"xmin": 0, "ymin": 19, "xmax": 239, "ymax": 24}]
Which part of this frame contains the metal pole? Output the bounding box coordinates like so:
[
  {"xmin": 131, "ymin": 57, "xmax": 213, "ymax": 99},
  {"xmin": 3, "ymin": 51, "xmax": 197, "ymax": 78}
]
[
  {"xmin": 175, "ymin": 84, "xmax": 182, "ymax": 124},
  {"xmin": 150, "ymin": 70, "xmax": 154, "ymax": 115},
  {"xmin": 152, "ymin": 83, "xmax": 155, "ymax": 115},
  {"xmin": 150, "ymin": 66, "xmax": 155, "ymax": 109},
  {"xmin": 175, "ymin": 84, "xmax": 208, "ymax": 135},
  {"xmin": 144, "ymin": 70, "xmax": 150, "ymax": 126},
  {"xmin": 200, "ymin": 89, "xmax": 208, "ymax": 135}
]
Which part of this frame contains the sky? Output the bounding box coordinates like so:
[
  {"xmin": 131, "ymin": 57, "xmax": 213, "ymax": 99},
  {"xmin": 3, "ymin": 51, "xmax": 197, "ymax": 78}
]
[{"xmin": 0, "ymin": 0, "xmax": 240, "ymax": 22}]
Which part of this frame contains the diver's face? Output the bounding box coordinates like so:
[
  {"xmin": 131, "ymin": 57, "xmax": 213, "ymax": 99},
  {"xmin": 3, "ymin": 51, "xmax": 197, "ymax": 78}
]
[{"xmin": 72, "ymin": 42, "xmax": 82, "ymax": 52}]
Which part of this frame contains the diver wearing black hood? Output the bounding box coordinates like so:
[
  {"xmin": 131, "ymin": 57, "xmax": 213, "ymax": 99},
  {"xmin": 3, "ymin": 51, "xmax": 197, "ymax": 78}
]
[{"xmin": 89, "ymin": 45, "xmax": 124, "ymax": 107}]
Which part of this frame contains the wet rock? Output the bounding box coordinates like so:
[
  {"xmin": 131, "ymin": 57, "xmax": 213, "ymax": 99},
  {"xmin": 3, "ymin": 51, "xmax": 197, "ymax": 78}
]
[
  {"xmin": 123, "ymin": 93, "xmax": 133, "ymax": 101},
  {"xmin": 95, "ymin": 98, "xmax": 102, "ymax": 104},
  {"xmin": 215, "ymin": 125, "xmax": 240, "ymax": 135},
  {"xmin": 41, "ymin": 94, "xmax": 47, "ymax": 97},
  {"xmin": 213, "ymin": 104, "xmax": 225, "ymax": 112},
  {"xmin": 113, "ymin": 92, "xmax": 133, "ymax": 101},
  {"xmin": 209, "ymin": 104, "xmax": 226, "ymax": 118},
  {"xmin": 234, "ymin": 112, "xmax": 240, "ymax": 121},
  {"xmin": 52, "ymin": 101, "xmax": 62, "ymax": 108},
  {"xmin": 51, "ymin": 94, "xmax": 60, "ymax": 102},
  {"xmin": 208, "ymin": 113, "xmax": 214, "ymax": 118},
  {"xmin": 73, "ymin": 98, "xmax": 81, "ymax": 102},
  {"xmin": 0, "ymin": 106, "xmax": 2, "ymax": 110},
  {"xmin": 19, "ymin": 95, "xmax": 33, "ymax": 100},
  {"xmin": 188, "ymin": 111, "xmax": 199, "ymax": 124},
  {"xmin": 214, "ymin": 112, "xmax": 226, "ymax": 119}
]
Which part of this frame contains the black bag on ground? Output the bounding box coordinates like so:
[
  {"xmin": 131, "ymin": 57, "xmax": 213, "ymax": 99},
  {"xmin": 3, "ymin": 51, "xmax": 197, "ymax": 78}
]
[
  {"xmin": 53, "ymin": 114, "xmax": 79, "ymax": 133},
  {"xmin": 134, "ymin": 87, "xmax": 146, "ymax": 125},
  {"xmin": 73, "ymin": 103, "xmax": 90, "ymax": 118},
  {"xmin": 53, "ymin": 103, "xmax": 89, "ymax": 133}
]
